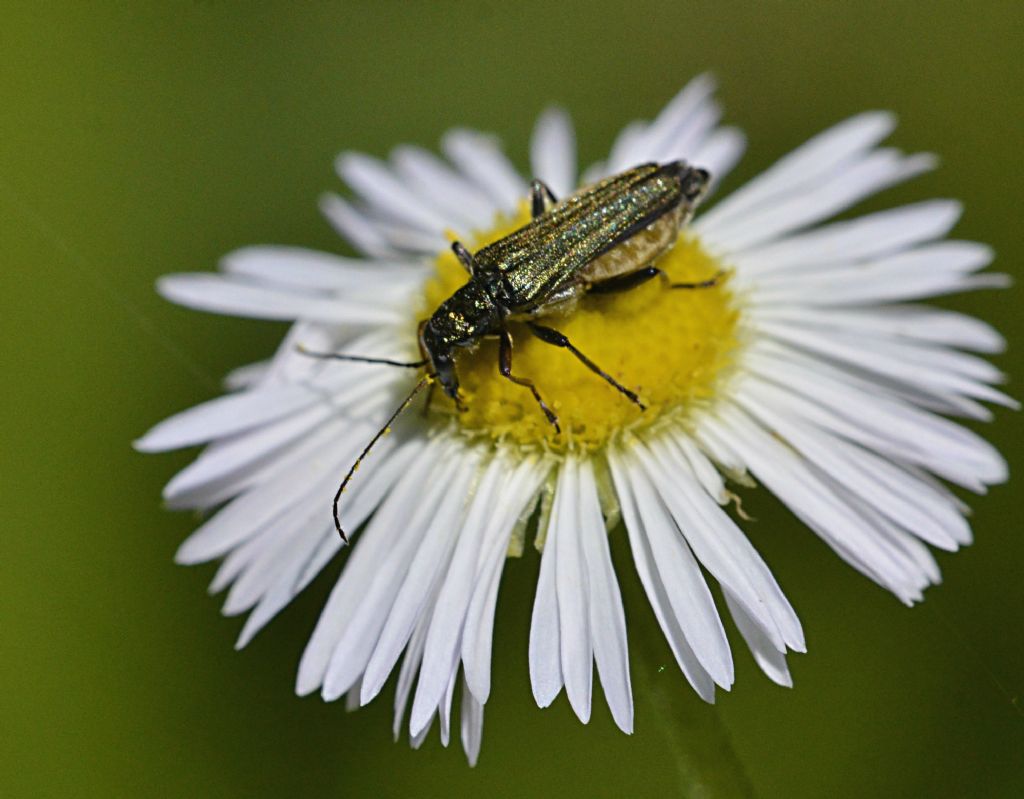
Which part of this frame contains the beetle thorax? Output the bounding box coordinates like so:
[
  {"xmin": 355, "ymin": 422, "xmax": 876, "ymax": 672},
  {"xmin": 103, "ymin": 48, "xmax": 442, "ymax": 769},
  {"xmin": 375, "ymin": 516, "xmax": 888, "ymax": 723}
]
[
  {"xmin": 425, "ymin": 281, "xmax": 499, "ymax": 348},
  {"xmin": 422, "ymin": 281, "xmax": 500, "ymax": 397}
]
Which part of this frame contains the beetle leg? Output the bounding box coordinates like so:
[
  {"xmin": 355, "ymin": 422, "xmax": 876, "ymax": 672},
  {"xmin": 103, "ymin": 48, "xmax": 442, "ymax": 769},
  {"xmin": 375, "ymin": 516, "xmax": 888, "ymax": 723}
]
[
  {"xmin": 587, "ymin": 266, "xmax": 662, "ymax": 294},
  {"xmin": 526, "ymin": 322, "xmax": 646, "ymax": 411},
  {"xmin": 498, "ymin": 327, "xmax": 561, "ymax": 433},
  {"xmin": 530, "ymin": 179, "xmax": 559, "ymax": 219},
  {"xmin": 451, "ymin": 241, "xmax": 477, "ymax": 275},
  {"xmin": 667, "ymin": 270, "xmax": 723, "ymax": 290},
  {"xmin": 588, "ymin": 266, "xmax": 722, "ymax": 294}
]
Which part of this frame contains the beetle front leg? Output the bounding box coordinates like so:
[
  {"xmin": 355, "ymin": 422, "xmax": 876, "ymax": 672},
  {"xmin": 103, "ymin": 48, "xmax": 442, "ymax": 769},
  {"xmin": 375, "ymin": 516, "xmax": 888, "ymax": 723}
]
[
  {"xmin": 498, "ymin": 327, "xmax": 561, "ymax": 433},
  {"xmin": 526, "ymin": 322, "xmax": 646, "ymax": 411},
  {"xmin": 530, "ymin": 179, "xmax": 559, "ymax": 219}
]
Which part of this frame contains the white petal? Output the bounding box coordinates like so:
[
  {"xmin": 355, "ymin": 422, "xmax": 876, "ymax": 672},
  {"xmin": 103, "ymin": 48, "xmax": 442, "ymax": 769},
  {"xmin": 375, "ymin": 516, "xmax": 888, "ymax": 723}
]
[
  {"xmin": 163, "ymin": 404, "xmax": 349, "ymax": 511},
  {"xmin": 439, "ymin": 666, "xmax": 459, "ymax": 748},
  {"xmin": 636, "ymin": 438, "xmax": 804, "ymax": 653},
  {"xmin": 691, "ymin": 424, "xmax": 748, "ymax": 480},
  {"xmin": 578, "ymin": 459, "xmax": 633, "ymax": 733},
  {"xmin": 531, "ymin": 107, "xmax": 577, "ymax": 199},
  {"xmin": 358, "ymin": 450, "xmax": 483, "ymax": 704},
  {"xmin": 295, "ymin": 439, "xmax": 441, "ymax": 696},
  {"xmin": 732, "ymin": 200, "xmax": 963, "ymax": 275},
  {"xmin": 166, "ymin": 336, "xmax": 414, "ymax": 507},
  {"xmin": 736, "ymin": 384, "xmax": 967, "ymax": 550},
  {"xmin": 460, "ymin": 677, "xmax": 485, "ymax": 767},
  {"xmin": 223, "ymin": 359, "xmax": 271, "ymax": 391},
  {"xmin": 370, "ymin": 217, "xmax": 450, "ymax": 254},
  {"xmin": 704, "ymin": 149, "xmax": 936, "ymax": 253},
  {"xmin": 689, "ymin": 127, "xmax": 747, "ymax": 190},
  {"xmin": 391, "ymin": 145, "xmax": 499, "ymax": 231},
  {"xmin": 607, "ymin": 450, "xmax": 717, "ymax": 701},
  {"xmin": 554, "ymin": 457, "xmax": 593, "ymax": 724},
  {"xmin": 659, "ymin": 104, "xmax": 722, "ymax": 166},
  {"xmin": 748, "ymin": 241, "xmax": 998, "ymax": 306},
  {"xmin": 234, "ymin": 523, "xmax": 332, "ymax": 648},
  {"xmin": 345, "ymin": 677, "xmax": 363, "ymax": 712},
  {"xmin": 157, "ymin": 273, "xmax": 404, "ymax": 325},
  {"xmin": 172, "ymin": 398, "xmax": 408, "ymax": 563},
  {"xmin": 609, "ymin": 74, "xmax": 717, "ymax": 171},
  {"xmin": 723, "ymin": 590, "xmax": 792, "ymax": 688},
  {"xmin": 410, "ymin": 718, "xmax": 433, "ymax": 750},
  {"xmin": 259, "ymin": 322, "xmax": 352, "ymax": 388},
  {"xmin": 236, "ymin": 527, "xmax": 343, "ymax": 647},
  {"xmin": 697, "ymin": 111, "xmax": 897, "ymax": 233},
  {"xmin": 218, "ymin": 436, "xmax": 382, "ymax": 618},
  {"xmin": 613, "ymin": 448, "xmax": 734, "ymax": 686},
  {"xmin": 393, "ymin": 611, "xmax": 429, "ymax": 740},
  {"xmin": 709, "ymin": 406, "xmax": 932, "ymax": 603},
  {"xmin": 604, "ymin": 120, "xmax": 648, "ymax": 178},
  {"xmin": 529, "ymin": 470, "xmax": 564, "ymax": 707},
  {"xmin": 135, "ymin": 384, "xmax": 329, "ymax": 452},
  {"xmin": 223, "ymin": 505, "xmax": 328, "ymax": 619},
  {"xmin": 442, "ymin": 128, "xmax": 529, "ymax": 212},
  {"xmin": 318, "ymin": 193, "xmax": 394, "ymax": 257},
  {"xmin": 336, "ymin": 151, "xmax": 451, "ymax": 232},
  {"xmin": 409, "ymin": 455, "xmax": 512, "ymax": 736},
  {"xmin": 174, "ymin": 420, "xmax": 382, "ymax": 565},
  {"xmin": 221, "ymin": 245, "xmax": 423, "ymax": 291},
  {"xmin": 736, "ymin": 372, "xmax": 979, "ymax": 537},
  {"xmin": 671, "ymin": 433, "xmax": 728, "ymax": 504},
  {"xmin": 841, "ymin": 490, "xmax": 942, "ymax": 586},
  {"xmin": 749, "ymin": 305, "xmax": 1006, "ymax": 354},
  {"xmin": 462, "ymin": 458, "xmax": 550, "ymax": 703},
  {"xmin": 320, "ymin": 450, "xmax": 467, "ymax": 701},
  {"xmin": 745, "ymin": 341, "xmax": 1007, "ymax": 487},
  {"xmin": 164, "ymin": 406, "xmax": 337, "ymax": 510},
  {"xmin": 758, "ymin": 321, "xmax": 1016, "ymax": 409}
]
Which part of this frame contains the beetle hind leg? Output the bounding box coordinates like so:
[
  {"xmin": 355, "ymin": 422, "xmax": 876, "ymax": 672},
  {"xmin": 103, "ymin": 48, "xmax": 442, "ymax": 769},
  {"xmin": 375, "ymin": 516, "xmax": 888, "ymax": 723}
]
[
  {"xmin": 526, "ymin": 322, "xmax": 646, "ymax": 411},
  {"xmin": 668, "ymin": 270, "xmax": 723, "ymax": 290},
  {"xmin": 498, "ymin": 327, "xmax": 560, "ymax": 433},
  {"xmin": 587, "ymin": 266, "xmax": 722, "ymax": 294},
  {"xmin": 587, "ymin": 266, "xmax": 662, "ymax": 294}
]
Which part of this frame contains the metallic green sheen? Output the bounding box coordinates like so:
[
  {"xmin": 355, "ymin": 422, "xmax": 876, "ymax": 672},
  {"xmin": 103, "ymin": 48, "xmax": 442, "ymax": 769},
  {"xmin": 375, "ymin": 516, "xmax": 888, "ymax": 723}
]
[{"xmin": 477, "ymin": 163, "xmax": 689, "ymax": 309}]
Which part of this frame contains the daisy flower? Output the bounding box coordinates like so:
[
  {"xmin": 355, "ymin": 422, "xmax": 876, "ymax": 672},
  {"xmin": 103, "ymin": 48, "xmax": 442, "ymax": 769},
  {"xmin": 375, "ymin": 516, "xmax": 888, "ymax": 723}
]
[{"xmin": 137, "ymin": 75, "xmax": 1012, "ymax": 765}]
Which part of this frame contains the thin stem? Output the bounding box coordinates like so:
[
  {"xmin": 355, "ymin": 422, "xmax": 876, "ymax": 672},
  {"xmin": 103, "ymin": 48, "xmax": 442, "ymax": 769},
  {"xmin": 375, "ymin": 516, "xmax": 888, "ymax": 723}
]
[{"xmin": 632, "ymin": 592, "xmax": 756, "ymax": 798}]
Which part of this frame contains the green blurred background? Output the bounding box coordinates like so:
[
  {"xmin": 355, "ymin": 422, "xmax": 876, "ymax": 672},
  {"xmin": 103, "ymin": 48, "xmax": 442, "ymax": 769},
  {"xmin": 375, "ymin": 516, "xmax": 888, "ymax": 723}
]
[{"xmin": 2, "ymin": 2, "xmax": 1022, "ymax": 797}]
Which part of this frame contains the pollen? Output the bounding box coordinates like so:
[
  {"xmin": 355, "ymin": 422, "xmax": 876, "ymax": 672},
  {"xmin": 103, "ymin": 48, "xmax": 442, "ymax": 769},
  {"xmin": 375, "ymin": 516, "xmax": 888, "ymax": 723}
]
[{"xmin": 420, "ymin": 208, "xmax": 740, "ymax": 452}]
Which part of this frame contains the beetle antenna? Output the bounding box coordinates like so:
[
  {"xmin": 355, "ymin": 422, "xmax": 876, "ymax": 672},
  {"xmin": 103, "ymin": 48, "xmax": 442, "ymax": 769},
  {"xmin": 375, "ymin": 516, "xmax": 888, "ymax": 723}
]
[
  {"xmin": 332, "ymin": 374, "xmax": 433, "ymax": 543},
  {"xmin": 297, "ymin": 343, "xmax": 427, "ymax": 369}
]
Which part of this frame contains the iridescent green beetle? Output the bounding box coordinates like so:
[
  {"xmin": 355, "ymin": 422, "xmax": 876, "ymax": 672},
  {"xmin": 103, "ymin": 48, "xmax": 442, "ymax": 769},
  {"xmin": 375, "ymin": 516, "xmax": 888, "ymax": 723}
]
[{"xmin": 305, "ymin": 160, "xmax": 716, "ymax": 540}]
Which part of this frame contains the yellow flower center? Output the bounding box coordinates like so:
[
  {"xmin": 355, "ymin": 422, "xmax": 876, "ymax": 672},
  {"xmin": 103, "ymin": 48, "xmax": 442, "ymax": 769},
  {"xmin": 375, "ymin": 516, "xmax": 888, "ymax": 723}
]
[{"xmin": 420, "ymin": 207, "xmax": 739, "ymax": 452}]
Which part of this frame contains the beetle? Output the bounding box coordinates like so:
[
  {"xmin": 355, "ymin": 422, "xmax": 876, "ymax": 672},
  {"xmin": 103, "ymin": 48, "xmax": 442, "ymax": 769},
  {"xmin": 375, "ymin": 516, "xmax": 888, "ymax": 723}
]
[{"xmin": 303, "ymin": 160, "xmax": 717, "ymax": 540}]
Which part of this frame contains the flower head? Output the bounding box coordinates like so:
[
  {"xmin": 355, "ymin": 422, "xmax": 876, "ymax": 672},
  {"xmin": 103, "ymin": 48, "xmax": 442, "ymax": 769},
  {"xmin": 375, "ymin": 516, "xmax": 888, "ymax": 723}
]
[{"xmin": 137, "ymin": 75, "xmax": 1012, "ymax": 765}]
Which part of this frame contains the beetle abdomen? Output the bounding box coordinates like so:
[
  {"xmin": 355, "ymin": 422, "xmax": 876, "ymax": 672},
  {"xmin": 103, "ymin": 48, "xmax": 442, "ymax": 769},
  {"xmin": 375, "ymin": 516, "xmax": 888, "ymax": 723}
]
[{"xmin": 579, "ymin": 203, "xmax": 685, "ymax": 285}]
